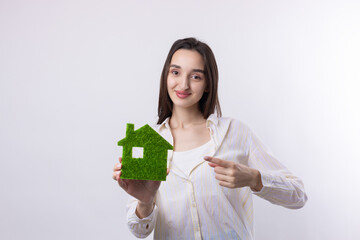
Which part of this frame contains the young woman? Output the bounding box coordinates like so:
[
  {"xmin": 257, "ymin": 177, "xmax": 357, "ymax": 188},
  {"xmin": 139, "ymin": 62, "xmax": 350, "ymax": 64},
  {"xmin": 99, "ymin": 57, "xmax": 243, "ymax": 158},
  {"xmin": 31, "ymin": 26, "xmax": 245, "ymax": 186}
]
[{"xmin": 113, "ymin": 38, "xmax": 307, "ymax": 239}]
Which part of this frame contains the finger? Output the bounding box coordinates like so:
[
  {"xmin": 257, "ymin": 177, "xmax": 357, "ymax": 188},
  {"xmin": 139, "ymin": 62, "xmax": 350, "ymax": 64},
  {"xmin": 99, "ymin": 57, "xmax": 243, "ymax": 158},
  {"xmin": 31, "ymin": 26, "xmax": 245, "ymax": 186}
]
[
  {"xmin": 214, "ymin": 173, "xmax": 234, "ymax": 183},
  {"xmin": 113, "ymin": 163, "xmax": 122, "ymax": 171},
  {"xmin": 204, "ymin": 156, "xmax": 232, "ymax": 168},
  {"xmin": 214, "ymin": 166, "xmax": 229, "ymax": 175},
  {"xmin": 208, "ymin": 162, "xmax": 218, "ymax": 168},
  {"xmin": 113, "ymin": 171, "xmax": 120, "ymax": 181},
  {"xmin": 166, "ymin": 168, "xmax": 170, "ymax": 176},
  {"xmin": 119, "ymin": 157, "xmax": 122, "ymax": 163},
  {"xmin": 218, "ymin": 181, "xmax": 236, "ymax": 189}
]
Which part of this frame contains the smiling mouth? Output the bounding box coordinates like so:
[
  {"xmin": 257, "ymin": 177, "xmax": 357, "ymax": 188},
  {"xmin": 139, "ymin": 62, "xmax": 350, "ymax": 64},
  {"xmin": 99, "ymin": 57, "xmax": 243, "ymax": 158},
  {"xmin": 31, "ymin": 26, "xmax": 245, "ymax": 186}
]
[{"xmin": 175, "ymin": 90, "xmax": 191, "ymax": 99}]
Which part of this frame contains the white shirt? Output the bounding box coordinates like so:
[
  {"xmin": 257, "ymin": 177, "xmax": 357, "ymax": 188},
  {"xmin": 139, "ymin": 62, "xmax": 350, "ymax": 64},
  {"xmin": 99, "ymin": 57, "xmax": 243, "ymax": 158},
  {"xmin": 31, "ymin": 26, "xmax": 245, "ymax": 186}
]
[
  {"xmin": 126, "ymin": 114, "xmax": 308, "ymax": 240},
  {"xmin": 172, "ymin": 139, "xmax": 214, "ymax": 176}
]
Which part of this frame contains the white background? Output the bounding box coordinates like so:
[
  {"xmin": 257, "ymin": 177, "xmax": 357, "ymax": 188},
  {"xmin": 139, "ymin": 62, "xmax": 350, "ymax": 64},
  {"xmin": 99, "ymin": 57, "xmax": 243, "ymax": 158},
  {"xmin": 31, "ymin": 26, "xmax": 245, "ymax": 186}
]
[{"xmin": 1, "ymin": 0, "xmax": 359, "ymax": 239}]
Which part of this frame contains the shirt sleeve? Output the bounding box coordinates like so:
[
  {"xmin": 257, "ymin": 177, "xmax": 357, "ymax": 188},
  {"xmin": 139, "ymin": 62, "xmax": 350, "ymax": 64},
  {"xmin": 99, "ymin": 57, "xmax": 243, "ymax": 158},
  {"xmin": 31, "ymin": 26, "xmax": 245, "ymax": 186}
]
[
  {"xmin": 126, "ymin": 196, "xmax": 158, "ymax": 238},
  {"xmin": 247, "ymin": 130, "xmax": 308, "ymax": 209}
]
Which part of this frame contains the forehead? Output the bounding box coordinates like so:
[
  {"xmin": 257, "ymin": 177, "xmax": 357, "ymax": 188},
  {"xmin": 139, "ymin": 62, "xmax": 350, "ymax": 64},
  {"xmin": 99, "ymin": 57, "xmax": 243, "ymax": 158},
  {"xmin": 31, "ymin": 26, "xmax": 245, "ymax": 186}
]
[{"xmin": 170, "ymin": 49, "xmax": 204, "ymax": 69}]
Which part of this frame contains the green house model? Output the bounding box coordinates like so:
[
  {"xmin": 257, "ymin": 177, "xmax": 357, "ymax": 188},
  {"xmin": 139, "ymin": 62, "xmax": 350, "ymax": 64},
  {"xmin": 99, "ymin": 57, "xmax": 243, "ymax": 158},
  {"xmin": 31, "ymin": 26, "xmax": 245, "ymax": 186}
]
[{"xmin": 118, "ymin": 123, "xmax": 173, "ymax": 181}]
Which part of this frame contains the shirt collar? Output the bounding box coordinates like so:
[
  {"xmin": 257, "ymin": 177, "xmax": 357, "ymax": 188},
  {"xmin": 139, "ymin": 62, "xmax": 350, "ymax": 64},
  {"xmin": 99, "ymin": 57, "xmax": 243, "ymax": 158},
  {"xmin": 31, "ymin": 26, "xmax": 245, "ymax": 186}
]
[
  {"xmin": 158, "ymin": 116, "xmax": 171, "ymax": 130},
  {"xmin": 206, "ymin": 113, "xmax": 219, "ymax": 127}
]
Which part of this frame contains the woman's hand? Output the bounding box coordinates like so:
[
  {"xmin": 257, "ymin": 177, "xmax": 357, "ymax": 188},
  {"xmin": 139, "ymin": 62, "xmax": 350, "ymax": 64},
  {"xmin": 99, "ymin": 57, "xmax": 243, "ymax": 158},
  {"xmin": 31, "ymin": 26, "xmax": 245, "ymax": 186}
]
[
  {"xmin": 204, "ymin": 156, "xmax": 263, "ymax": 192},
  {"xmin": 112, "ymin": 157, "xmax": 164, "ymax": 204}
]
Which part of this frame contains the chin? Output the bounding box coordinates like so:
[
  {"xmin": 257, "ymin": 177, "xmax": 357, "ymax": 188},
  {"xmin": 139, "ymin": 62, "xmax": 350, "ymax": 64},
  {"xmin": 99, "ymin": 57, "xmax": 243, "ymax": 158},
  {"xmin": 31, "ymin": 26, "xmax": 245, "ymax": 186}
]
[{"xmin": 173, "ymin": 100, "xmax": 199, "ymax": 110}]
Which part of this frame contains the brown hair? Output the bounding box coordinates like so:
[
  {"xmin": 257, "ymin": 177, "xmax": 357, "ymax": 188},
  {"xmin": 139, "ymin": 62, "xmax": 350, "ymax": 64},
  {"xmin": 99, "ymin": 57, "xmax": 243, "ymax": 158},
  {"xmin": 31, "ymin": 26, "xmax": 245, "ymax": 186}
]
[{"xmin": 157, "ymin": 37, "xmax": 222, "ymax": 124}]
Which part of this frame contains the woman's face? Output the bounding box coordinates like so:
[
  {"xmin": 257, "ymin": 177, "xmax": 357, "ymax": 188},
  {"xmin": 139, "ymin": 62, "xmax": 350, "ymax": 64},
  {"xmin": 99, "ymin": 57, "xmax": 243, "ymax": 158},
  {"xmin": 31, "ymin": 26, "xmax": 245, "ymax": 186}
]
[{"xmin": 167, "ymin": 49, "xmax": 207, "ymax": 111}]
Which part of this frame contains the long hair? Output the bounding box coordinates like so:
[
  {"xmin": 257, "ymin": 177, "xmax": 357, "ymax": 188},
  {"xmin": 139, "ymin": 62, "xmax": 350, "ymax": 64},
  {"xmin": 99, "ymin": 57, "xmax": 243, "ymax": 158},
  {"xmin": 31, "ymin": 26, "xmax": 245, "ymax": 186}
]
[{"xmin": 157, "ymin": 37, "xmax": 221, "ymax": 124}]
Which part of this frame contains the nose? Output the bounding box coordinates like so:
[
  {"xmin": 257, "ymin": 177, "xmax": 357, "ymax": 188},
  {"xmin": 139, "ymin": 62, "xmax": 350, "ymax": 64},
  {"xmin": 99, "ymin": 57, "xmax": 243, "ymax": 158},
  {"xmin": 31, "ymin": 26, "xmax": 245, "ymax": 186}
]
[{"xmin": 179, "ymin": 75, "xmax": 190, "ymax": 90}]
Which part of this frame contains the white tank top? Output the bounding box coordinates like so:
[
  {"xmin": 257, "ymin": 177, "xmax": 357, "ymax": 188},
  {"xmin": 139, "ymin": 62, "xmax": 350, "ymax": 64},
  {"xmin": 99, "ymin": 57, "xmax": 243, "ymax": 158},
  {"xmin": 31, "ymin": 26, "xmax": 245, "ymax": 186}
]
[{"xmin": 172, "ymin": 139, "xmax": 214, "ymax": 176}]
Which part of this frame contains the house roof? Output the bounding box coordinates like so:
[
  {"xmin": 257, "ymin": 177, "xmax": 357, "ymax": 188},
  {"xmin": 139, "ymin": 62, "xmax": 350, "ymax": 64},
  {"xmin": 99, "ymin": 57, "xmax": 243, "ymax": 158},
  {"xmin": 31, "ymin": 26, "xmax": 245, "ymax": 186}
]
[{"xmin": 118, "ymin": 123, "xmax": 173, "ymax": 150}]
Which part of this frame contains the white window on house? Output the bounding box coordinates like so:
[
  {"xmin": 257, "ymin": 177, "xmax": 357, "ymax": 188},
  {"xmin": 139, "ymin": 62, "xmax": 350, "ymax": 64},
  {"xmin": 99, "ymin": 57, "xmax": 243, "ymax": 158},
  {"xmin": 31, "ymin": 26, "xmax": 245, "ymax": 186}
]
[{"xmin": 132, "ymin": 147, "xmax": 144, "ymax": 159}]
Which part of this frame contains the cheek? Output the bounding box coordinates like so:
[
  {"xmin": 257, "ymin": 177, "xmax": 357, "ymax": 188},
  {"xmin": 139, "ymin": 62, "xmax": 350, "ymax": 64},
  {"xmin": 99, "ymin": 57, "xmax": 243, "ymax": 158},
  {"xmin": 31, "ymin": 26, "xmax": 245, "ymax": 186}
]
[
  {"xmin": 193, "ymin": 82, "xmax": 207, "ymax": 93},
  {"xmin": 167, "ymin": 77, "xmax": 176, "ymax": 90}
]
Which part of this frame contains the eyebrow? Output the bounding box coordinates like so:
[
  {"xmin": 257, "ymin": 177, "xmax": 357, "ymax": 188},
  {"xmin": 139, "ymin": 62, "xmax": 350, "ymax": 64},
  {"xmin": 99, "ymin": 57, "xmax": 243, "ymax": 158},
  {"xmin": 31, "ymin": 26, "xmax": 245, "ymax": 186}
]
[{"xmin": 170, "ymin": 64, "xmax": 205, "ymax": 73}]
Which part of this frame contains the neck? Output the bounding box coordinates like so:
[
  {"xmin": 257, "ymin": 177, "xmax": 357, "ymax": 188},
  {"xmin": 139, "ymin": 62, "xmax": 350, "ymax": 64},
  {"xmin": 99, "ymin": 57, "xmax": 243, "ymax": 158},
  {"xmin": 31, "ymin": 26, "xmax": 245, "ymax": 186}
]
[{"xmin": 170, "ymin": 106, "xmax": 205, "ymax": 129}]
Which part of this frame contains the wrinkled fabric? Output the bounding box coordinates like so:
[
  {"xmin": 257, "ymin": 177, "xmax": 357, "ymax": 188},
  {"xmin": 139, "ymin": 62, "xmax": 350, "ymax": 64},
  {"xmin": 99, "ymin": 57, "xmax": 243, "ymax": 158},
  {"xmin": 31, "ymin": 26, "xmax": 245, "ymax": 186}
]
[{"xmin": 126, "ymin": 114, "xmax": 307, "ymax": 239}]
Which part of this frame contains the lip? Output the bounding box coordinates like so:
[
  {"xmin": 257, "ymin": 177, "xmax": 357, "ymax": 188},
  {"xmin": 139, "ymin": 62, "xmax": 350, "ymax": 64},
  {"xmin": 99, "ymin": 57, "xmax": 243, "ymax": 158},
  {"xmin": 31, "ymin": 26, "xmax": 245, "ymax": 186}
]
[{"xmin": 175, "ymin": 90, "xmax": 191, "ymax": 99}]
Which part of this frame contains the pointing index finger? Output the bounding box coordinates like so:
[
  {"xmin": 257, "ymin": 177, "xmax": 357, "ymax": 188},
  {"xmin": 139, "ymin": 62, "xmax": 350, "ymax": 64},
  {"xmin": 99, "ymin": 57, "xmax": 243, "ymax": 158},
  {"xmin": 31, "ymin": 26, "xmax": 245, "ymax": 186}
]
[{"xmin": 204, "ymin": 156, "xmax": 231, "ymax": 167}]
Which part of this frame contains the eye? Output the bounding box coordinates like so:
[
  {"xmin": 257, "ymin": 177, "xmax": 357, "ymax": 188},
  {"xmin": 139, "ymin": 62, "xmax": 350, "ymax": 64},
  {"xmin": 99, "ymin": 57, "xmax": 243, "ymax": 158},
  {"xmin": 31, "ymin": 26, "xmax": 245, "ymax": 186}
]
[
  {"xmin": 191, "ymin": 75, "xmax": 201, "ymax": 80},
  {"xmin": 171, "ymin": 70, "xmax": 179, "ymax": 75}
]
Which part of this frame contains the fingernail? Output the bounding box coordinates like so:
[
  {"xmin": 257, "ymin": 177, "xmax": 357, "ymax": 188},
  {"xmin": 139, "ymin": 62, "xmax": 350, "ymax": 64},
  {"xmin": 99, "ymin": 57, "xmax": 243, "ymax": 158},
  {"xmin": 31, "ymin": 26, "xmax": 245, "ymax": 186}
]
[
  {"xmin": 204, "ymin": 156, "xmax": 210, "ymax": 160},
  {"xmin": 117, "ymin": 163, "xmax": 121, "ymax": 168}
]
